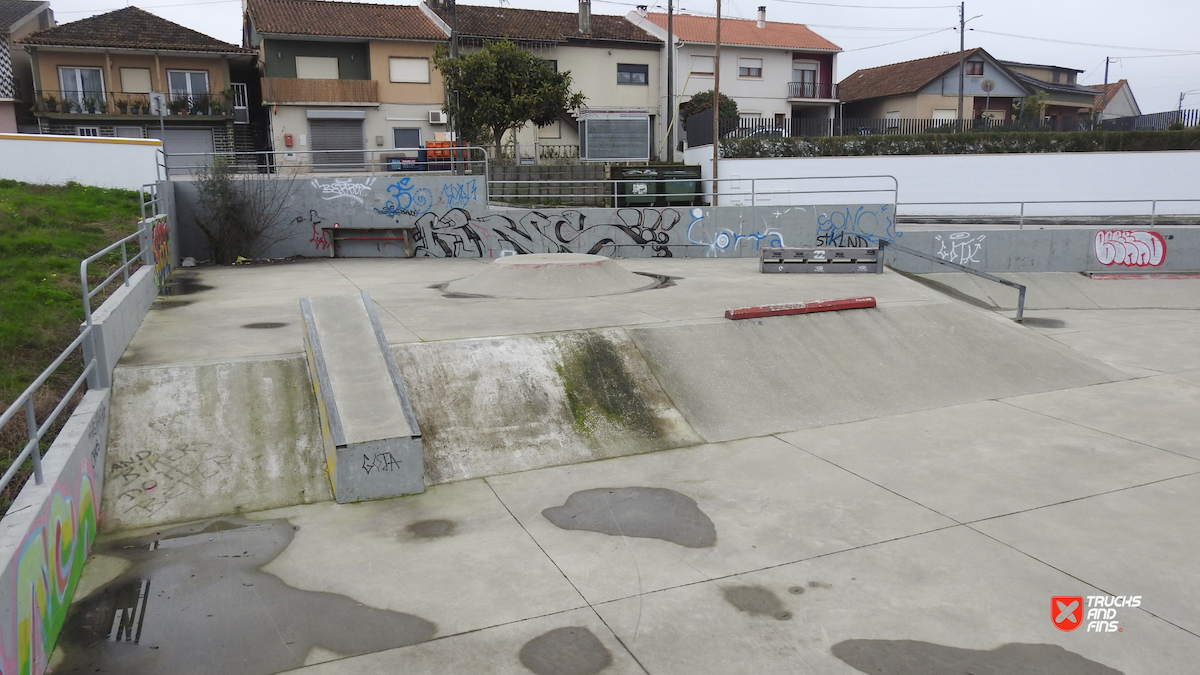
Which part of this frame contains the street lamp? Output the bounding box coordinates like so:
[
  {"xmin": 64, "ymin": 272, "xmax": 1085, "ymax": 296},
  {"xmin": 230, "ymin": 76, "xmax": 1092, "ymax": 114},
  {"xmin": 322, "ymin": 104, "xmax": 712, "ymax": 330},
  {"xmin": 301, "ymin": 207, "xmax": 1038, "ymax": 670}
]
[{"xmin": 1179, "ymin": 89, "xmax": 1200, "ymax": 113}]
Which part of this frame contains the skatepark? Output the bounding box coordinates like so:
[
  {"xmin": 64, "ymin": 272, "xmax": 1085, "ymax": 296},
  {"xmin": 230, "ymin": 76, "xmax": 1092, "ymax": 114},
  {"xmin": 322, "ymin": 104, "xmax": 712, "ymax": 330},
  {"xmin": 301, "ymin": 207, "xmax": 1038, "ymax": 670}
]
[{"xmin": 46, "ymin": 252, "xmax": 1200, "ymax": 674}]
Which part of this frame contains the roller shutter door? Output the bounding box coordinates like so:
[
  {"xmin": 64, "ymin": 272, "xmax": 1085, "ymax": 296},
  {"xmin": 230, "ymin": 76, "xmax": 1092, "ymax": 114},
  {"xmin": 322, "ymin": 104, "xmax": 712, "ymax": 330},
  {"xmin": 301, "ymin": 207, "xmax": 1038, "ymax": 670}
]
[
  {"xmin": 148, "ymin": 128, "xmax": 214, "ymax": 174},
  {"xmin": 309, "ymin": 118, "xmax": 365, "ymax": 170}
]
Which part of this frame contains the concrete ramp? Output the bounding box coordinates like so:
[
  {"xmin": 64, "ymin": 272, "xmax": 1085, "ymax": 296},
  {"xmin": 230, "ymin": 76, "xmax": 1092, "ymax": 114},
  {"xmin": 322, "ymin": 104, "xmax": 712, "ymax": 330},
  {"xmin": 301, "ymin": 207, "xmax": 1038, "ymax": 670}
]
[
  {"xmin": 628, "ymin": 302, "xmax": 1129, "ymax": 443},
  {"xmin": 301, "ymin": 291, "xmax": 424, "ymax": 503},
  {"xmin": 102, "ymin": 356, "xmax": 330, "ymax": 532},
  {"xmin": 393, "ymin": 329, "xmax": 703, "ymax": 484}
]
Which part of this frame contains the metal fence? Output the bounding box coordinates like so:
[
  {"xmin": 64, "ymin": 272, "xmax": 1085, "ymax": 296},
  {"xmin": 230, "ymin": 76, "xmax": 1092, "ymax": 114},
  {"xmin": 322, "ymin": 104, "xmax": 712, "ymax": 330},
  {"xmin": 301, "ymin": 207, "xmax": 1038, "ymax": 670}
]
[
  {"xmin": 161, "ymin": 146, "xmax": 491, "ymax": 177},
  {"xmin": 1100, "ymin": 108, "xmax": 1199, "ymax": 131},
  {"xmin": 0, "ymin": 217, "xmax": 150, "ymax": 496}
]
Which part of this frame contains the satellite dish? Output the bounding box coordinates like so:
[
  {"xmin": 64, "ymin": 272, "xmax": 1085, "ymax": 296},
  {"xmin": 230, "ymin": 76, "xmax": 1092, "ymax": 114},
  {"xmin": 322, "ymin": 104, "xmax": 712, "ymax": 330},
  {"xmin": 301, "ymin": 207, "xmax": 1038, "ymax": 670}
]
[{"xmin": 980, "ymin": 79, "xmax": 996, "ymax": 93}]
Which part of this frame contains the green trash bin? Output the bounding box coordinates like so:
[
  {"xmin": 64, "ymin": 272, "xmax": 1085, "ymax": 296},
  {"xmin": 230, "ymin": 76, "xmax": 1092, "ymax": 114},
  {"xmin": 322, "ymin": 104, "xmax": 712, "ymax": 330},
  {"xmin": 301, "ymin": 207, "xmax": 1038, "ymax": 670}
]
[
  {"xmin": 662, "ymin": 166, "xmax": 702, "ymax": 206},
  {"xmin": 616, "ymin": 167, "xmax": 659, "ymax": 207}
]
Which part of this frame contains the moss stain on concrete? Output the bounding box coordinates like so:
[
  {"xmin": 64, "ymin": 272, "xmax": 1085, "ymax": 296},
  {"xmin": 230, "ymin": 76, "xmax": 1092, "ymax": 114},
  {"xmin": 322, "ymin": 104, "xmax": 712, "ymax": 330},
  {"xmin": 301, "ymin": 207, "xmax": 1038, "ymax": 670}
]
[{"xmin": 555, "ymin": 332, "xmax": 660, "ymax": 441}]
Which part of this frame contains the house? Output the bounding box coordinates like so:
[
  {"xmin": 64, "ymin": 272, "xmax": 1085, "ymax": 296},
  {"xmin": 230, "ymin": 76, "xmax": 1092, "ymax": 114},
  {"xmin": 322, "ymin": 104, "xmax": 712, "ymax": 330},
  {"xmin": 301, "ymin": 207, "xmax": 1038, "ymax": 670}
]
[
  {"xmin": 0, "ymin": 0, "xmax": 52, "ymax": 133},
  {"xmin": 838, "ymin": 48, "xmax": 1028, "ymax": 123},
  {"xmin": 425, "ymin": 0, "xmax": 663, "ymax": 162},
  {"xmin": 1088, "ymin": 79, "xmax": 1140, "ymax": 120},
  {"xmin": 631, "ymin": 5, "xmax": 841, "ymax": 143},
  {"xmin": 243, "ymin": 0, "xmax": 449, "ymax": 171},
  {"xmin": 998, "ymin": 60, "xmax": 1101, "ymax": 130},
  {"xmin": 18, "ymin": 7, "xmax": 256, "ymax": 171}
]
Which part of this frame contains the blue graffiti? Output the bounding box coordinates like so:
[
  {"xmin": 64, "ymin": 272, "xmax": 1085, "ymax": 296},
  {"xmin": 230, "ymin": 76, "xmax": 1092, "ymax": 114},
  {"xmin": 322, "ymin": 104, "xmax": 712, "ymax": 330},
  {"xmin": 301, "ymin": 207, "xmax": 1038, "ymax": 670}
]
[
  {"xmin": 816, "ymin": 205, "xmax": 898, "ymax": 247},
  {"xmin": 375, "ymin": 177, "xmax": 433, "ymax": 217},
  {"xmin": 686, "ymin": 208, "xmax": 784, "ymax": 256},
  {"xmin": 441, "ymin": 180, "xmax": 478, "ymax": 208}
]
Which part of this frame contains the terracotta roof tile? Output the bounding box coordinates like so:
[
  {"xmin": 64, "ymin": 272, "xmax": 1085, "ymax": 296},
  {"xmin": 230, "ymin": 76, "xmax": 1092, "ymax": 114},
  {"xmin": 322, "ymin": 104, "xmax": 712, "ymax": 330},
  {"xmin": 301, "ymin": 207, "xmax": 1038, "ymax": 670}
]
[
  {"xmin": 643, "ymin": 12, "xmax": 839, "ymax": 51},
  {"xmin": 838, "ymin": 49, "xmax": 982, "ymax": 103},
  {"xmin": 0, "ymin": 1, "xmax": 45, "ymax": 31},
  {"xmin": 247, "ymin": 0, "xmax": 446, "ymax": 41},
  {"xmin": 18, "ymin": 6, "xmax": 251, "ymax": 53},
  {"xmin": 1088, "ymin": 80, "xmax": 1126, "ymax": 109},
  {"xmin": 434, "ymin": 5, "xmax": 659, "ymax": 44}
]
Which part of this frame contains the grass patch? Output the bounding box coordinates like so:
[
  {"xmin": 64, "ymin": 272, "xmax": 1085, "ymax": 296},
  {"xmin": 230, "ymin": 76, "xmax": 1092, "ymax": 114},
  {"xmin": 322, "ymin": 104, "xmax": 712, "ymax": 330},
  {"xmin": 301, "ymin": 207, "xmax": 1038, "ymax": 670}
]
[{"xmin": 0, "ymin": 179, "xmax": 143, "ymax": 508}]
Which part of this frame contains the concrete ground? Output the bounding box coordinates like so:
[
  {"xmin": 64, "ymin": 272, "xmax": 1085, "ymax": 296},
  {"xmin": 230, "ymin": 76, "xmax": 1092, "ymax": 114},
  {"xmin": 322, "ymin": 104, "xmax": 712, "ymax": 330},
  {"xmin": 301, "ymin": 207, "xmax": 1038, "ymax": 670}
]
[{"xmin": 56, "ymin": 258, "xmax": 1200, "ymax": 674}]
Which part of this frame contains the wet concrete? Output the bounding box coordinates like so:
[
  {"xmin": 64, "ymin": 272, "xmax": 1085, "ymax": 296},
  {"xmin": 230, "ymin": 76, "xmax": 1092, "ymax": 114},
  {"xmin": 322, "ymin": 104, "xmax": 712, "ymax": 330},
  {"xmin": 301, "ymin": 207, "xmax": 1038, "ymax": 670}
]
[
  {"xmin": 240, "ymin": 322, "xmax": 289, "ymax": 329},
  {"xmin": 54, "ymin": 517, "xmax": 435, "ymax": 675},
  {"xmin": 1020, "ymin": 317, "xmax": 1068, "ymax": 329},
  {"xmin": 518, "ymin": 626, "xmax": 613, "ymax": 675},
  {"xmin": 721, "ymin": 585, "xmax": 791, "ymax": 620},
  {"xmin": 406, "ymin": 519, "xmax": 456, "ymax": 539},
  {"xmin": 832, "ymin": 640, "xmax": 1125, "ymax": 675},
  {"xmin": 161, "ymin": 274, "xmax": 212, "ymax": 296},
  {"xmin": 151, "ymin": 299, "xmax": 193, "ymax": 310},
  {"xmin": 542, "ymin": 487, "xmax": 716, "ymax": 548}
]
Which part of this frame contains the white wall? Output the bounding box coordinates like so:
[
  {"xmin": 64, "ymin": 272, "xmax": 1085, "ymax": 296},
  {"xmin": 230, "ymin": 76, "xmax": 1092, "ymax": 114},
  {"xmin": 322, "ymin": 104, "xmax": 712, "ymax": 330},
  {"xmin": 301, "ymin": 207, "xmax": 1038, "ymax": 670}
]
[
  {"xmin": 0, "ymin": 133, "xmax": 163, "ymax": 190},
  {"xmin": 683, "ymin": 148, "xmax": 1200, "ymax": 216}
]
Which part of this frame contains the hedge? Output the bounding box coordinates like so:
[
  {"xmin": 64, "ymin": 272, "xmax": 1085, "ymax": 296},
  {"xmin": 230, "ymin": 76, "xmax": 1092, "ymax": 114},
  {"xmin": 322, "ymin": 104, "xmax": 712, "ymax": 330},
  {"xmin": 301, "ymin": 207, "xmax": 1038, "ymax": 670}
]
[{"xmin": 719, "ymin": 129, "xmax": 1200, "ymax": 159}]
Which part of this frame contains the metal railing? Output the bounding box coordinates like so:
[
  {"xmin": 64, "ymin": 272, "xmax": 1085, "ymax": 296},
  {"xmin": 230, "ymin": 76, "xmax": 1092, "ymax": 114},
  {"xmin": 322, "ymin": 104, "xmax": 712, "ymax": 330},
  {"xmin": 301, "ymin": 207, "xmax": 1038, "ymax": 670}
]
[
  {"xmin": 1100, "ymin": 108, "xmax": 1199, "ymax": 131},
  {"xmin": 895, "ymin": 198, "xmax": 1200, "ymax": 227},
  {"xmin": 881, "ymin": 239, "xmax": 1027, "ymax": 322},
  {"xmin": 0, "ymin": 223, "xmax": 147, "ymax": 496},
  {"xmin": 162, "ymin": 146, "xmax": 491, "ymax": 177},
  {"xmin": 32, "ymin": 90, "xmax": 234, "ymax": 116},
  {"xmin": 787, "ymin": 81, "xmax": 837, "ymax": 100}
]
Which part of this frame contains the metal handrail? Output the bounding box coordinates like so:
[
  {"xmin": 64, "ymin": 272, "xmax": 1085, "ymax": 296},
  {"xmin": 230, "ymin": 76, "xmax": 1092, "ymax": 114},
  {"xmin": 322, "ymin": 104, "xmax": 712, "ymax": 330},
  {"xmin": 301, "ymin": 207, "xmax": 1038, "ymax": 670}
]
[
  {"xmin": 881, "ymin": 239, "xmax": 1027, "ymax": 322},
  {"xmin": 162, "ymin": 146, "xmax": 492, "ymax": 179},
  {"xmin": 80, "ymin": 229, "xmax": 144, "ymax": 327},
  {"xmin": 895, "ymin": 198, "xmax": 1200, "ymax": 227}
]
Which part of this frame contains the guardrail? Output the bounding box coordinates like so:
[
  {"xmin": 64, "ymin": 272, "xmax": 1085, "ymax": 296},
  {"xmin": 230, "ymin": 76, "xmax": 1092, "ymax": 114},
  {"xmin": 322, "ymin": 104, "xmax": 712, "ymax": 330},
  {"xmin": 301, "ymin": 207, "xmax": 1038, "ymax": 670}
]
[
  {"xmin": 881, "ymin": 239, "xmax": 1027, "ymax": 322},
  {"xmin": 895, "ymin": 199, "xmax": 1200, "ymax": 227},
  {"xmin": 162, "ymin": 146, "xmax": 492, "ymax": 178},
  {"xmin": 1, "ymin": 222, "xmax": 148, "ymax": 497}
]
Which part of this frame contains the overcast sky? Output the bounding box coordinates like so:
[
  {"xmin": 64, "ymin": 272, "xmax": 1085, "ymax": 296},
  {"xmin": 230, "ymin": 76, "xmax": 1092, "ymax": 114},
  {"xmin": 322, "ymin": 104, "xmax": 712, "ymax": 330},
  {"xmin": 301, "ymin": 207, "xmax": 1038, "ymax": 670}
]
[{"xmin": 47, "ymin": 0, "xmax": 1200, "ymax": 113}]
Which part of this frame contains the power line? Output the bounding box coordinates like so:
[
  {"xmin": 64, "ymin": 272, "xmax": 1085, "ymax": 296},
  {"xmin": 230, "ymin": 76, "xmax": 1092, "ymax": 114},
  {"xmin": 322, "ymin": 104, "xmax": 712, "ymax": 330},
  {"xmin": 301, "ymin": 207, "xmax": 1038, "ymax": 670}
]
[
  {"xmin": 840, "ymin": 26, "xmax": 952, "ymax": 53},
  {"xmin": 971, "ymin": 29, "xmax": 1196, "ymax": 54},
  {"xmin": 56, "ymin": 0, "xmax": 238, "ymax": 13},
  {"xmin": 774, "ymin": 0, "xmax": 956, "ymax": 8}
]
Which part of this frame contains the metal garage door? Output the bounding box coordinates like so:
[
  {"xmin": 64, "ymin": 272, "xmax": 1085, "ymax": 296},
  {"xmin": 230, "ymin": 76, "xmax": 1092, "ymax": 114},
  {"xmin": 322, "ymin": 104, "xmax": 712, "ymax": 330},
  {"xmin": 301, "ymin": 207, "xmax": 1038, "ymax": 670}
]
[
  {"xmin": 309, "ymin": 118, "xmax": 365, "ymax": 170},
  {"xmin": 148, "ymin": 128, "xmax": 214, "ymax": 174}
]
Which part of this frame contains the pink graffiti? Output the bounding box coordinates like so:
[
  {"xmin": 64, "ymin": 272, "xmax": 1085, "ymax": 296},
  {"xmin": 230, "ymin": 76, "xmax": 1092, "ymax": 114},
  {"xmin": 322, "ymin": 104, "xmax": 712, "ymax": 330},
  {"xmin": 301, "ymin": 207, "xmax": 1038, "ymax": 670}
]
[{"xmin": 1095, "ymin": 230, "xmax": 1166, "ymax": 267}]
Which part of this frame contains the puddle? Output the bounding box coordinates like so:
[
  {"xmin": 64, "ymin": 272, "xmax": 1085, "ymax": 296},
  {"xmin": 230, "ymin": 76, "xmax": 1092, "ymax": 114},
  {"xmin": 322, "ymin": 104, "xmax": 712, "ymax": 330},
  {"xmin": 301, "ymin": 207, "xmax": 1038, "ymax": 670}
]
[
  {"xmin": 152, "ymin": 300, "xmax": 193, "ymax": 310},
  {"xmin": 406, "ymin": 519, "xmax": 456, "ymax": 539},
  {"xmin": 519, "ymin": 627, "xmax": 612, "ymax": 675},
  {"xmin": 161, "ymin": 275, "xmax": 212, "ymax": 296},
  {"xmin": 832, "ymin": 640, "xmax": 1125, "ymax": 675},
  {"xmin": 722, "ymin": 585, "xmax": 791, "ymax": 620},
  {"xmin": 54, "ymin": 517, "xmax": 435, "ymax": 675},
  {"xmin": 240, "ymin": 322, "xmax": 289, "ymax": 329},
  {"xmin": 542, "ymin": 487, "xmax": 716, "ymax": 548}
]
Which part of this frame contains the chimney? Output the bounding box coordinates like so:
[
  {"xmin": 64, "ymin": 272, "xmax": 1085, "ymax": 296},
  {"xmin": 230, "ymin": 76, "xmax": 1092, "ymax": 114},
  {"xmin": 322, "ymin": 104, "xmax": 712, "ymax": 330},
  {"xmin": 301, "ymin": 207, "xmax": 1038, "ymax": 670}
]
[
  {"xmin": 636, "ymin": 5, "xmax": 648, "ymax": 17},
  {"xmin": 579, "ymin": 0, "xmax": 592, "ymax": 34},
  {"xmin": 757, "ymin": 6, "xmax": 766, "ymax": 28}
]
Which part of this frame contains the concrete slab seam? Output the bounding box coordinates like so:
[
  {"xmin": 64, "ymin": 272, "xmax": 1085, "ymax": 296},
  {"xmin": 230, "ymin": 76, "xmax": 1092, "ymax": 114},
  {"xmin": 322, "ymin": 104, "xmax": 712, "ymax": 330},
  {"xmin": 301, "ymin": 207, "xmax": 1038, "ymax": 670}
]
[{"xmin": 996, "ymin": 398, "xmax": 1200, "ymax": 463}]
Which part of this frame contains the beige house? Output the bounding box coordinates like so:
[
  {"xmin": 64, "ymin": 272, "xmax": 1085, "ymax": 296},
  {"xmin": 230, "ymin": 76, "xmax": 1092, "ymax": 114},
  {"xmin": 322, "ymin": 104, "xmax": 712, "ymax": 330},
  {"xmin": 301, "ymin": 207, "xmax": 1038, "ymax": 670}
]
[
  {"xmin": 18, "ymin": 7, "xmax": 256, "ymax": 171},
  {"xmin": 424, "ymin": 0, "xmax": 663, "ymax": 162},
  {"xmin": 1, "ymin": 0, "xmax": 52, "ymax": 133},
  {"xmin": 999, "ymin": 60, "xmax": 1102, "ymax": 131},
  {"xmin": 245, "ymin": 0, "xmax": 449, "ymax": 171}
]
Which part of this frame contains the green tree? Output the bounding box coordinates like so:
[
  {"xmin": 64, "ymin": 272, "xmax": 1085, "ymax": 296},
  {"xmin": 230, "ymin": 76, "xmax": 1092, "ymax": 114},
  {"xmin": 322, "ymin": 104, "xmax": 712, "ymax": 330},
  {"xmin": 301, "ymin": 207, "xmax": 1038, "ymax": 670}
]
[
  {"xmin": 434, "ymin": 41, "xmax": 585, "ymax": 159},
  {"xmin": 1016, "ymin": 91, "xmax": 1048, "ymax": 121},
  {"xmin": 678, "ymin": 90, "xmax": 739, "ymax": 123}
]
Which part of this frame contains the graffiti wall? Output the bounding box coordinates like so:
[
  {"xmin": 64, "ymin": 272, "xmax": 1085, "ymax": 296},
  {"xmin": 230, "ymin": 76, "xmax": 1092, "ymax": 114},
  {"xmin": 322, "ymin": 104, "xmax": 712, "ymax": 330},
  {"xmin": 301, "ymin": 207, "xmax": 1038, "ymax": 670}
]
[{"xmin": 0, "ymin": 389, "xmax": 110, "ymax": 675}]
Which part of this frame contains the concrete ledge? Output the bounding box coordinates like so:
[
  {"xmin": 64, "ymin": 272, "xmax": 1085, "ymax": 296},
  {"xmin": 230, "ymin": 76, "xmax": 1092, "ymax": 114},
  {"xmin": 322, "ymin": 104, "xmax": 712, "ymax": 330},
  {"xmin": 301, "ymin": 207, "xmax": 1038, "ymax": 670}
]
[
  {"xmin": 83, "ymin": 266, "xmax": 158, "ymax": 388},
  {"xmin": 0, "ymin": 388, "xmax": 110, "ymax": 675}
]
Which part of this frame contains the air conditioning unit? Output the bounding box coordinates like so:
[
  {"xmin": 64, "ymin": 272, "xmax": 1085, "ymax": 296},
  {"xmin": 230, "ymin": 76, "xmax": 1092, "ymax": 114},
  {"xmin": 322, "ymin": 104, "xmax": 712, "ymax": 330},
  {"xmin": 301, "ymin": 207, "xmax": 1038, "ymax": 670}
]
[{"xmin": 429, "ymin": 110, "xmax": 448, "ymax": 124}]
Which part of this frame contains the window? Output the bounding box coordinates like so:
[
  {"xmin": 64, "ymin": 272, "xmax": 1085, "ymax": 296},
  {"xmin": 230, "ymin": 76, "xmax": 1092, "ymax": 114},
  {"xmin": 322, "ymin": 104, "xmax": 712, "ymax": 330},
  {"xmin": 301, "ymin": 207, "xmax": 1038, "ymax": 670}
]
[
  {"xmin": 617, "ymin": 63, "xmax": 648, "ymax": 85},
  {"xmin": 168, "ymin": 71, "xmax": 209, "ymax": 97},
  {"xmin": 966, "ymin": 61, "xmax": 984, "ymax": 76},
  {"xmin": 885, "ymin": 110, "xmax": 901, "ymax": 128},
  {"xmin": 296, "ymin": 56, "xmax": 339, "ymax": 79},
  {"xmin": 388, "ymin": 57, "xmax": 429, "ymax": 83},
  {"xmin": 538, "ymin": 119, "xmax": 561, "ymax": 139},
  {"xmin": 114, "ymin": 126, "xmax": 143, "ymax": 138},
  {"xmin": 545, "ymin": 59, "xmax": 558, "ymax": 73},
  {"xmin": 58, "ymin": 67, "xmax": 104, "ymax": 111},
  {"xmin": 932, "ymin": 108, "xmax": 957, "ymax": 121},
  {"xmin": 738, "ymin": 58, "xmax": 763, "ymax": 78},
  {"xmin": 690, "ymin": 55, "xmax": 713, "ymax": 76},
  {"xmin": 393, "ymin": 127, "xmax": 421, "ymax": 149},
  {"xmin": 76, "ymin": 127, "xmax": 100, "ymax": 137},
  {"xmin": 120, "ymin": 68, "xmax": 152, "ymax": 93}
]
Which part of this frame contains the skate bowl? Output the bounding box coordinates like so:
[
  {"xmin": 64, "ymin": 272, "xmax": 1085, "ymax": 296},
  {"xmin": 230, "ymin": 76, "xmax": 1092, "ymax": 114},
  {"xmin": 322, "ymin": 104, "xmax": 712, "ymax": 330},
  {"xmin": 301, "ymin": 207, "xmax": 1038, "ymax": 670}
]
[{"xmin": 441, "ymin": 253, "xmax": 662, "ymax": 299}]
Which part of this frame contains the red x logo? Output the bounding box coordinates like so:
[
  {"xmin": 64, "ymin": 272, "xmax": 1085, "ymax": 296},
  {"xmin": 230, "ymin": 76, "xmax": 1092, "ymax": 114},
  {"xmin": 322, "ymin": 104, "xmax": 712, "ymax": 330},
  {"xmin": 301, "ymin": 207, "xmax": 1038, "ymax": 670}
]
[{"xmin": 1053, "ymin": 596, "xmax": 1084, "ymax": 632}]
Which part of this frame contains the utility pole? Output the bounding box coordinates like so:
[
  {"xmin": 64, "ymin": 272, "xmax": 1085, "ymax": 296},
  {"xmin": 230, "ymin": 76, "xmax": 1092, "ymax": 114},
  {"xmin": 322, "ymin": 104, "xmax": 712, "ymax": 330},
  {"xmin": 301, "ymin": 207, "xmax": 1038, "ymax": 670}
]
[
  {"xmin": 712, "ymin": 0, "xmax": 721, "ymax": 199},
  {"xmin": 666, "ymin": 0, "xmax": 675, "ymax": 162},
  {"xmin": 956, "ymin": 2, "xmax": 965, "ymax": 132},
  {"xmin": 1098, "ymin": 56, "xmax": 1109, "ymax": 125}
]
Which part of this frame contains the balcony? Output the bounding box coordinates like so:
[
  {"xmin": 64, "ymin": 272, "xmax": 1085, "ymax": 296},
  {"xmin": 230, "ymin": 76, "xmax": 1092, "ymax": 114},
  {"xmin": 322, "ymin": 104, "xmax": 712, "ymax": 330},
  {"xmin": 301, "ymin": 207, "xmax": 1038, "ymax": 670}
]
[
  {"xmin": 787, "ymin": 81, "xmax": 837, "ymax": 100},
  {"xmin": 261, "ymin": 78, "xmax": 378, "ymax": 105},
  {"xmin": 32, "ymin": 90, "xmax": 234, "ymax": 117}
]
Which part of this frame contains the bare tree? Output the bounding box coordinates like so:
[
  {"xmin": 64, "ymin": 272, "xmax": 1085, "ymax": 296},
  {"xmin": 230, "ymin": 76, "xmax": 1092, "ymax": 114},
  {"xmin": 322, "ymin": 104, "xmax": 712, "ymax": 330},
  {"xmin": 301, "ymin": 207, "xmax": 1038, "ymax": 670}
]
[{"xmin": 192, "ymin": 158, "xmax": 301, "ymax": 264}]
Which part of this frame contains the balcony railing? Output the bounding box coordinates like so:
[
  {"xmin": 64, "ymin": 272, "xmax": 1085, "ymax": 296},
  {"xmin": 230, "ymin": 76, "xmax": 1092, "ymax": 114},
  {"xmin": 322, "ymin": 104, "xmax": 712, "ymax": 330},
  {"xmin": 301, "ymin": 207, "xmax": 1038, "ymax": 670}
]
[
  {"xmin": 787, "ymin": 81, "xmax": 837, "ymax": 100},
  {"xmin": 261, "ymin": 78, "xmax": 378, "ymax": 104},
  {"xmin": 32, "ymin": 90, "xmax": 234, "ymax": 116}
]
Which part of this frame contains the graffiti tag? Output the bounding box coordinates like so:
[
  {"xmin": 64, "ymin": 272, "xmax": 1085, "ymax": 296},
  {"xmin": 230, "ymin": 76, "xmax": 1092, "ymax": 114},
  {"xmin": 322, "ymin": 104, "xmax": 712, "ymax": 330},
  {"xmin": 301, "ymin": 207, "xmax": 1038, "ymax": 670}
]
[
  {"xmin": 935, "ymin": 232, "xmax": 985, "ymax": 264},
  {"xmin": 816, "ymin": 205, "xmax": 898, "ymax": 246},
  {"xmin": 1095, "ymin": 230, "xmax": 1166, "ymax": 267},
  {"xmin": 312, "ymin": 177, "xmax": 376, "ymax": 204},
  {"xmin": 440, "ymin": 179, "xmax": 478, "ymax": 208},
  {"xmin": 375, "ymin": 178, "xmax": 433, "ymax": 217},
  {"xmin": 362, "ymin": 452, "xmax": 403, "ymax": 474}
]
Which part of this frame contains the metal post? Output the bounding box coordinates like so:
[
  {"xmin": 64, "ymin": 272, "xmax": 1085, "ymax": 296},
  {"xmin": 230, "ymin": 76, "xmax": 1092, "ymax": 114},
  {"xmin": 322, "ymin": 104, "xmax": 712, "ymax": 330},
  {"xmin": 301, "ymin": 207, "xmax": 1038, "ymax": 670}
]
[
  {"xmin": 1016, "ymin": 285, "xmax": 1026, "ymax": 323},
  {"xmin": 712, "ymin": 0, "xmax": 722, "ymax": 199},
  {"xmin": 1151, "ymin": 200, "xmax": 1157, "ymax": 227},
  {"xmin": 121, "ymin": 241, "xmax": 129, "ymax": 285},
  {"xmin": 666, "ymin": 0, "xmax": 675, "ymax": 163},
  {"xmin": 1019, "ymin": 202, "xmax": 1025, "ymax": 229},
  {"xmin": 25, "ymin": 399, "xmax": 43, "ymax": 484},
  {"xmin": 956, "ymin": 2, "xmax": 965, "ymax": 132}
]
